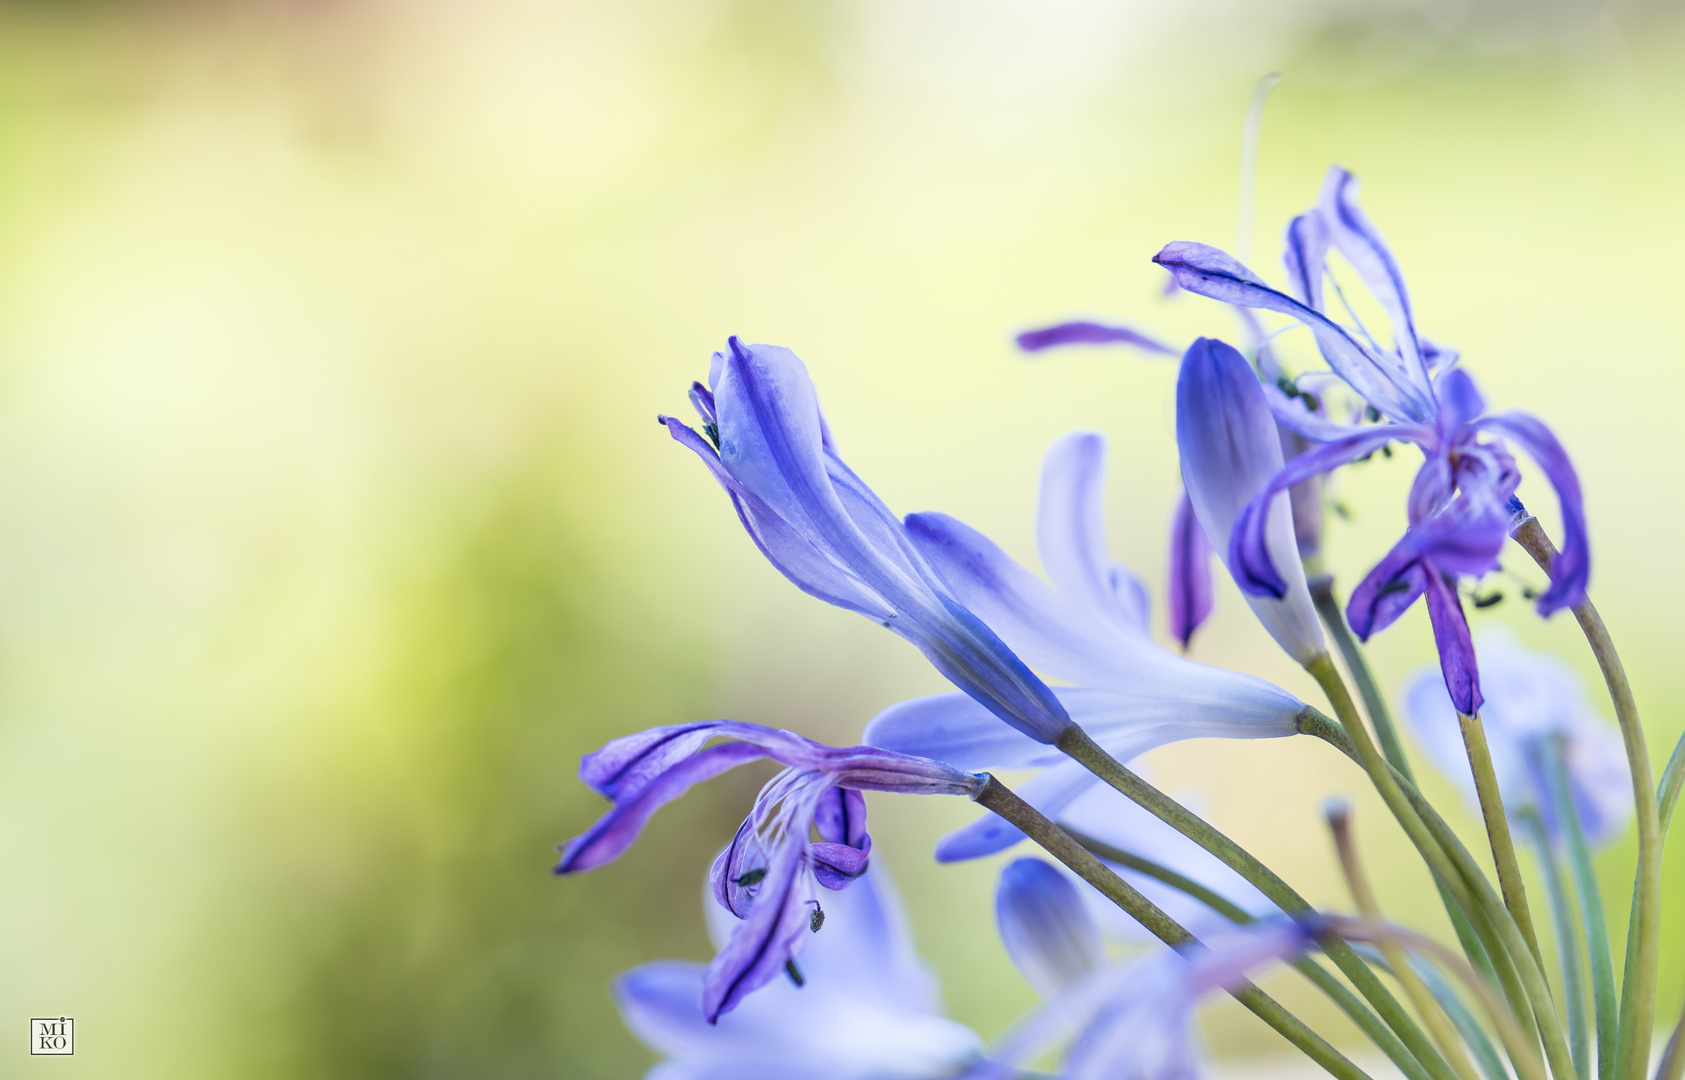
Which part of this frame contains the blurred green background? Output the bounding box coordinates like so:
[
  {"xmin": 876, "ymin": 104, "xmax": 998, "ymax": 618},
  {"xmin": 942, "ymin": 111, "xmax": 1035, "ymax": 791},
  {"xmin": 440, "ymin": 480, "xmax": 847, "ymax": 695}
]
[{"xmin": 1, "ymin": 0, "xmax": 1683, "ymax": 1076}]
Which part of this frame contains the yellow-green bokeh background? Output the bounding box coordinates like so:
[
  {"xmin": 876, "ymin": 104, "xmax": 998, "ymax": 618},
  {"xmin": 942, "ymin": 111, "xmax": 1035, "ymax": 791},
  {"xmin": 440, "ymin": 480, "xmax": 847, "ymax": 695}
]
[{"xmin": 1, "ymin": 1, "xmax": 1683, "ymax": 1076}]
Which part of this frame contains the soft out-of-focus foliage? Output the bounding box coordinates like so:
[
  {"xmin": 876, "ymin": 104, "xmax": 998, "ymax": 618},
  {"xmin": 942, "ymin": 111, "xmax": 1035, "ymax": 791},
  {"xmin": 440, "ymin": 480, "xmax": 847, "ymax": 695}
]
[{"xmin": 0, "ymin": 1, "xmax": 1682, "ymax": 1077}]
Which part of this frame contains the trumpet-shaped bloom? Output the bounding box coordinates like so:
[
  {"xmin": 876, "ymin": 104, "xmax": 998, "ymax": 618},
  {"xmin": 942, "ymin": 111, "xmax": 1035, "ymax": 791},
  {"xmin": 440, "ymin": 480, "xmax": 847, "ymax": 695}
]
[
  {"xmin": 1175, "ymin": 337, "xmax": 1328, "ymax": 666},
  {"xmin": 661, "ymin": 337, "xmax": 1073, "ymax": 744},
  {"xmin": 616, "ymin": 867, "xmax": 982, "ymax": 1080},
  {"xmin": 864, "ymin": 432, "xmax": 1309, "ymax": 860},
  {"xmin": 972, "ymin": 919, "xmax": 1319, "ymax": 1080},
  {"xmin": 1155, "ymin": 168, "xmax": 1589, "ymax": 708},
  {"xmin": 556, "ymin": 720, "xmax": 982, "ymax": 1020},
  {"xmin": 1402, "ymin": 629, "xmax": 1633, "ymax": 848}
]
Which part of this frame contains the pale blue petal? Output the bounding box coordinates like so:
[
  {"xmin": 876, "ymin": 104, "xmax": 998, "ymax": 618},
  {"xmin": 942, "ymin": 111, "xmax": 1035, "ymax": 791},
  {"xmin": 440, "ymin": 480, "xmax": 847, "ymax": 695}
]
[
  {"xmin": 1036, "ymin": 432, "xmax": 1152, "ymax": 637},
  {"xmin": 996, "ymin": 858, "xmax": 1106, "ymax": 1000}
]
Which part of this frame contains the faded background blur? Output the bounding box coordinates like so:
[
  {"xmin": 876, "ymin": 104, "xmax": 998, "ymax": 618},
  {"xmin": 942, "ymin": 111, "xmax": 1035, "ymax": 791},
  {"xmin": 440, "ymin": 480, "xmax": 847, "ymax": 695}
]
[{"xmin": 1, "ymin": 0, "xmax": 1682, "ymax": 1076}]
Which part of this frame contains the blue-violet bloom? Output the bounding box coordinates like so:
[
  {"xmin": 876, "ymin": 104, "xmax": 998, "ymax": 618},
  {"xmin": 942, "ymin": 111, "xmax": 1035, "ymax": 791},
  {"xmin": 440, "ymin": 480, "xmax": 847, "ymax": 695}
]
[
  {"xmin": 1155, "ymin": 168, "xmax": 1588, "ymax": 710},
  {"xmin": 661, "ymin": 338, "xmax": 1074, "ymax": 745},
  {"xmin": 616, "ymin": 866, "xmax": 982, "ymax": 1080},
  {"xmin": 556, "ymin": 720, "xmax": 982, "ymax": 1020},
  {"xmin": 1402, "ymin": 628, "xmax": 1633, "ymax": 848},
  {"xmin": 865, "ymin": 432, "xmax": 1310, "ymax": 860}
]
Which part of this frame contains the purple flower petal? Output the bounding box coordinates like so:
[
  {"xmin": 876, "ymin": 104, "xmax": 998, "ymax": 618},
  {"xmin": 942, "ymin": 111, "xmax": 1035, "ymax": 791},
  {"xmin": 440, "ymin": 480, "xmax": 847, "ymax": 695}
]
[
  {"xmin": 863, "ymin": 692, "xmax": 1057, "ymax": 770},
  {"xmin": 557, "ymin": 742, "xmax": 767, "ymax": 875},
  {"xmin": 1283, "ymin": 211, "xmax": 1329, "ymax": 309},
  {"xmin": 1317, "ymin": 167, "xmax": 1428, "ymax": 379},
  {"xmin": 813, "ymin": 787, "xmax": 869, "ymax": 849},
  {"xmin": 1345, "ymin": 540, "xmax": 1429, "ymax": 642},
  {"xmin": 1476, "ymin": 412, "xmax": 1589, "ymax": 615},
  {"xmin": 1036, "ymin": 432, "xmax": 1152, "ymax": 637},
  {"xmin": 1423, "ymin": 570, "xmax": 1482, "ymax": 716},
  {"xmin": 1016, "ymin": 320, "xmax": 1177, "ymax": 355},
  {"xmin": 1167, "ymin": 488, "xmax": 1214, "ymax": 651},
  {"xmin": 810, "ymin": 839, "xmax": 872, "ymax": 890},
  {"xmin": 1436, "ymin": 368, "xmax": 1487, "ymax": 429},
  {"xmin": 580, "ymin": 721, "xmax": 727, "ymax": 803},
  {"xmin": 701, "ymin": 844, "xmax": 812, "ymax": 1021},
  {"xmin": 1175, "ymin": 336, "xmax": 1326, "ymax": 664},
  {"xmin": 995, "ymin": 858, "xmax": 1105, "ymax": 1000},
  {"xmin": 1153, "ymin": 242, "xmax": 1436, "ymax": 423}
]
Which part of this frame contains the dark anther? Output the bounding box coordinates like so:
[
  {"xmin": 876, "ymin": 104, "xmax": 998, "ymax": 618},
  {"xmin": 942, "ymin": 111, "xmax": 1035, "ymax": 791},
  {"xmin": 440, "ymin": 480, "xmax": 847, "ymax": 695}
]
[
  {"xmin": 1471, "ymin": 591, "xmax": 1505, "ymax": 609},
  {"xmin": 736, "ymin": 867, "xmax": 766, "ymax": 888},
  {"xmin": 809, "ymin": 905, "xmax": 825, "ymax": 933},
  {"xmin": 1366, "ymin": 405, "xmax": 1382, "ymax": 423},
  {"xmin": 1332, "ymin": 500, "xmax": 1352, "ymax": 521},
  {"xmin": 1276, "ymin": 375, "xmax": 1298, "ymax": 397},
  {"xmin": 784, "ymin": 959, "xmax": 806, "ymax": 987},
  {"xmin": 703, "ymin": 421, "xmax": 721, "ymax": 449},
  {"xmin": 1301, "ymin": 392, "xmax": 1321, "ymax": 412},
  {"xmin": 1522, "ymin": 586, "xmax": 1539, "ymax": 601},
  {"xmin": 1380, "ymin": 445, "xmax": 1393, "ymax": 459}
]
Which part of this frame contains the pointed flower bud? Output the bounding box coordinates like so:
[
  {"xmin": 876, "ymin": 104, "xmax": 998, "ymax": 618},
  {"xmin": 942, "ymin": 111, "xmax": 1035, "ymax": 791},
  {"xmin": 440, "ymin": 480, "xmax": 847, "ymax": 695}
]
[
  {"xmin": 994, "ymin": 858, "xmax": 1106, "ymax": 1001},
  {"xmin": 1174, "ymin": 337, "xmax": 1326, "ymax": 666}
]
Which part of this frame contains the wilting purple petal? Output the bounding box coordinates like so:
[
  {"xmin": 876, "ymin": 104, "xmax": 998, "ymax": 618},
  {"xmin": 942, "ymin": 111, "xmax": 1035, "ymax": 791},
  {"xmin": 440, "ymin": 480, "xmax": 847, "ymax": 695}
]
[
  {"xmin": 814, "ymin": 787, "xmax": 869, "ymax": 849},
  {"xmin": 1436, "ymin": 368, "xmax": 1486, "ymax": 429},
  {"xmin": 995, "ymin": 858, "xmax": 1105, "ymax": 1000},
  {"xmin": 1346, "ymin": 542, "xmax": 1430, "ymax": 643},
  {"xmin": 1423, "ymin": 570, "xmax": 1482, "ymax": 715},
  {"xmin": 1153, "ymin": 242, "xmax": 1436, "ymax": 423},
  {"xmin": 558, "ymin": 742, "xmax": 767, "ymax": 874},
  {"xmin": 1282, "ymin": 211, "xmax": 1329, "ymax": 310},
  {"xmin": 1175, "ymin": 336, "xmax": 1326, "ymax": 665},
  {"xmin": 1317, "ymin": 167, "xmax": 1427, "ymax": 378},
  {"xmin": 581, "ymin": 721, "xmax": 727, "ymax": 803},
  {"xmin": 1016, "ymin": 320, "xmax": 1176, "ymax": 355},
  {"xmin": 702, "ymin": 844, "xmax": 812, "ymax": 1022},
  {"xmin": 1477, "ymin": 413, "xmax": 1588, "ymax": 615},
  {"xmin": 711, "ymin": 818, "xmax": 762, "ymax": 918},
  {"xmin": 810, "ymin": 840, "xmax": 872, "ymax": 890},
  {"xmin": 1036, "ymin": 432, "xmax": 1151, "ymax": 637},
  {"xmin": 1167, "ymin": 489, "xmax": 1214, "ymax": 651},
  {"xmin": 688, "ymin": 380, "xmax": 717, "ymax": 424}
]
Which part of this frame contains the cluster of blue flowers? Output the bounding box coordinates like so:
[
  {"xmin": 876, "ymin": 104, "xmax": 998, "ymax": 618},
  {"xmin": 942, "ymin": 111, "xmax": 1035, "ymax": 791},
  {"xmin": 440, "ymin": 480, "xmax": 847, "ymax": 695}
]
[{"xmin": 557, "ymin": 165, "xmax": 1684, "ymax": 1080}]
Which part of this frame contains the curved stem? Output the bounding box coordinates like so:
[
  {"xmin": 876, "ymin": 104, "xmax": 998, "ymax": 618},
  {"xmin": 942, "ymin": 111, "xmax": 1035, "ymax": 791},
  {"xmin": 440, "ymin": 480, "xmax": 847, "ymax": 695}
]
[
  {"xmin": 1459, "ymin": 711, "xmax": 1547, "ymax": 969},
  {"xmin": 1309, "ymin": 575, "xmax": 1500, "ymax": 986},
  {"xmin": 1300, "ymin": 702, "xmax": 1578, "ymax": 1080},
  {"xmin": 1057, "ymin": 725, "xmax": 1460, "ymax": 1080},
  {"xmin": 972, "ymin": 774, "xmax": 1369, "ymax": 1080},
  {"xmin": 1659, "ymin": 727, "xmax": 1684, "ymax": 842},
  {"xmin": 1521, "ymin": 809, "xmax": 1592, "ymax": 1080},
  {"xmin": 1327, "ymin": 801, "xmax": 1483, "ymax": 1080},
  {"xmin": 1063, "ymin": 825, "xmax": 1438, "ymax": 1080},
  {"xmin": 1540, "ymin": 735, "xmax": 1619, "ymax": 1080},
  {"xmin": 1511, "ymin": 517, "xmax": 1660, "ymax": 1080}
]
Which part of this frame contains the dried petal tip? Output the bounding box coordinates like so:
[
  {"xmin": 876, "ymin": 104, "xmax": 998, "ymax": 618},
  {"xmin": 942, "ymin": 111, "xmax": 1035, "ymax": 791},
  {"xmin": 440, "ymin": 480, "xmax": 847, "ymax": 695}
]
[{"xmin": 1321, "ymin": 796, "xmax": 1352, "ymax": 827}]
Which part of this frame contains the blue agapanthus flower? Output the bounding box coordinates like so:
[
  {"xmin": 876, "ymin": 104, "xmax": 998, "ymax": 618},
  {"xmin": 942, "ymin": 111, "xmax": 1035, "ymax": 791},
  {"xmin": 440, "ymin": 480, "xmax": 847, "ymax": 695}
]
[
  {"xmin": 661, "ymin": 337, "xmax": 1074, "ymax": 746},
  {"xmin": 865, "ymin": 432, "xmax": 1312, "ymax": 860},
  {"xmin": 555, "ymin": 720, "xmax": 983, "ymax": 1020},
  {"xmin": 1155, "ymin": 166, "xmax": 1589, "ymax": 714},
  {"xmin": 615, "ymin": 866, "xmax": 982, "ymax": 1080}
]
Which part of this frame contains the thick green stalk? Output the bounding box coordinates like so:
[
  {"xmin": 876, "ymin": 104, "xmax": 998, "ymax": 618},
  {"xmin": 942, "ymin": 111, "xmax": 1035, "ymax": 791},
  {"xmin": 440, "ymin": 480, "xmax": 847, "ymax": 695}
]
[
  {"xmin": 1063, "ymin": 826, "xmax": 1437, "ymax": 1080},
  {"xmin": 1541, "ymin": 735, "xmax": 1619, "ymax": 1080},
  {"xmin": 1459, "ymin": 712, "xmax": 1547, "ymax": 969},
  {"xmin": 1056, "ymin": 725, "xmax": 1461, "ymax": 1080},
  {"xmin": 1299, "ymin": 701, "xmax": 1578, "ymax": 1080},
  {"xmin": 1522, "ymin": 809, "xmax": 1592, "ymax": 1080},
  {"xmin": 1308, "ymin": 575, "xmax": 1499, "ymax": 986},
  {"xmin": 1512, "ymin": 518, "xmax": 1660, "ymax": 1080},
  {"xmin": 972, "ymin": 775, "xmax": 1370, "ymax": 1080}
]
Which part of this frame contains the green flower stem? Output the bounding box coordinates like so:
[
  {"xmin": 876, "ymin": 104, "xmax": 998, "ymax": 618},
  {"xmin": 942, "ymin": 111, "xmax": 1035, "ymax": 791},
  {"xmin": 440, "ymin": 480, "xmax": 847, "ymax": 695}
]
[
  {"xmin": 1309, "ymin": 574, "xmax": 1416, "ymax": 777},
  {"xmin": 1540, "ymin": 735, "xmax": 1619, "ymax": 1080},
  {"xmin": 1327, "ymin": 800, "xmax": 1484, "ymax": 1080},
  {"xmin": 1511, "ymin": 518, "xmax": 1660, "ymax": 1080},
  {"xmin": 1458, "ymin": 712, "xmax": 1547, "ymax": 970},
  {"xmin": 1659, "ymin": 727, "xmax": 1684, "ymax": 841},
  {"xmin": 1062, "ymin": 826, "xmax": 1439, "ymax": 1080},
  {"xmin": 1055, "ymin": 725, "xmax": 1460, "ymax": 1080},
  {"xmin": 1521, "ymin": 809, "xmax": 1592, "ymax": 1080},
  {"xmin": 1299, "ymin": 699, "xmax": 1578, "ymax": 1080},
  {"xmin": 971, "ymin": 774, "xmax": 1370, "ymax": 1080},
  {"xmin": 1308, "ymin": 573, "xmax": 1499, "ymax": 988},
  {"xmin": 1332, "ymin": 918, "xmax": 1551, "ymax": 1080}
]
